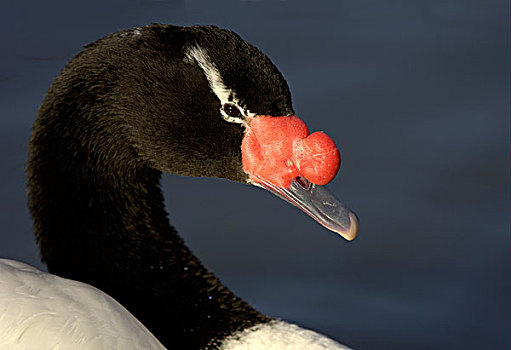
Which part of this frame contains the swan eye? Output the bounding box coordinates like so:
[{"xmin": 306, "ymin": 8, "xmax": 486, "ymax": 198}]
[{"xmin": 223, "ymin": 103, "xmax": 242, "ymax": 118}]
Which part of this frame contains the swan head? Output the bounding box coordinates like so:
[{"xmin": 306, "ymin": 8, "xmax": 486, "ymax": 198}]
[{"xmin": 48, "ymin": 25, "xmax": 358, "ymax": 240}]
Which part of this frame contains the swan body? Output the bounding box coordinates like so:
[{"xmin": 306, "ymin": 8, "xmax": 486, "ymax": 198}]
[
  {"xmin": 1, "ymin": 24, "xmax": 358, "ymax": 349},
  {"xmin": 0, "ymin": 259, "xmax": 350, "ymax": 349}
]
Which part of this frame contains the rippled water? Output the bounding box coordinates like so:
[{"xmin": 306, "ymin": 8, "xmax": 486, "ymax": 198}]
[{"xmin": 0, "ymin": 1, "xmax": 508, "ymax": 349}]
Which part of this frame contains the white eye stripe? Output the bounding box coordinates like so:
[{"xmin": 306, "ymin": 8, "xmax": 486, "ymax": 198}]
[
  {"xmin": 184, "ymin": 46, "xmax": 231, "ymax": 103},
  {"xmin": 184, "ymin": 46, "xmax": 256, "ymax": 124}
]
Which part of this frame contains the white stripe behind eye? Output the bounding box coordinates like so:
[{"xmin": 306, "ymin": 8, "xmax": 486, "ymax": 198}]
[
  {"xmin": 185, "ymin": 46, "xmax": 231, "ymax": 103},
  {"xmin": 184, "ymin": 46, "xmax": 255, "ymax": 124}
]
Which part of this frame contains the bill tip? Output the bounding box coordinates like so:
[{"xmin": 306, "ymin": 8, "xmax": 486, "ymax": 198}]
[{"xmin": 339, "ymin": 212, "xmax": 359, "ymax": 241}]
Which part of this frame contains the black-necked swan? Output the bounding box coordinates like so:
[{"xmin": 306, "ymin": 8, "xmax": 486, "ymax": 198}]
[{"xmin": 0, "ymin": 24, "xmax": 359, "ymax": 349}]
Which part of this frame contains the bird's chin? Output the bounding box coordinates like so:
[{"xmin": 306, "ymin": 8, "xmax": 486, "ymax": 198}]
[{"xmin": 250, "ymin": 176, "xmax": 359, "ymax": 241}]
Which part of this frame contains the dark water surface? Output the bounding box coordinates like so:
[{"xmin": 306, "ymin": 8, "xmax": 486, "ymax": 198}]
[{"xmin": 0, "ymin": 1, "xmax": 509, "ymax": 349}]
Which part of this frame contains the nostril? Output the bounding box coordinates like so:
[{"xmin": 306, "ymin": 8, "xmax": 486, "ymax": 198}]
[{"xmin": 295, "ymin": 176, "xmax": 311, "ymax": 190}]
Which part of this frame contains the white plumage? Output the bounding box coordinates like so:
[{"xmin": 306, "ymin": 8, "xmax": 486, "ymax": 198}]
[
  {"xmin": 220, "ymin": 321, "xmax": 351, "ymax": 350},
  {"xmin": 0, "ymin": 259, "xmax": 165, "ymax": 350}
]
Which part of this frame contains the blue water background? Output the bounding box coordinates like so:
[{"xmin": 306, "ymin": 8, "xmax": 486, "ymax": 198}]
[{"xmin": 0, "ymin": 1, "xmax": 509, "ymax": 349}]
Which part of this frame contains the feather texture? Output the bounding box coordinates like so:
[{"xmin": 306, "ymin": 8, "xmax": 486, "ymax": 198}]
[{"xmin": 0, "ymin": 259, "xmax": 165, "ymax": 350}]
